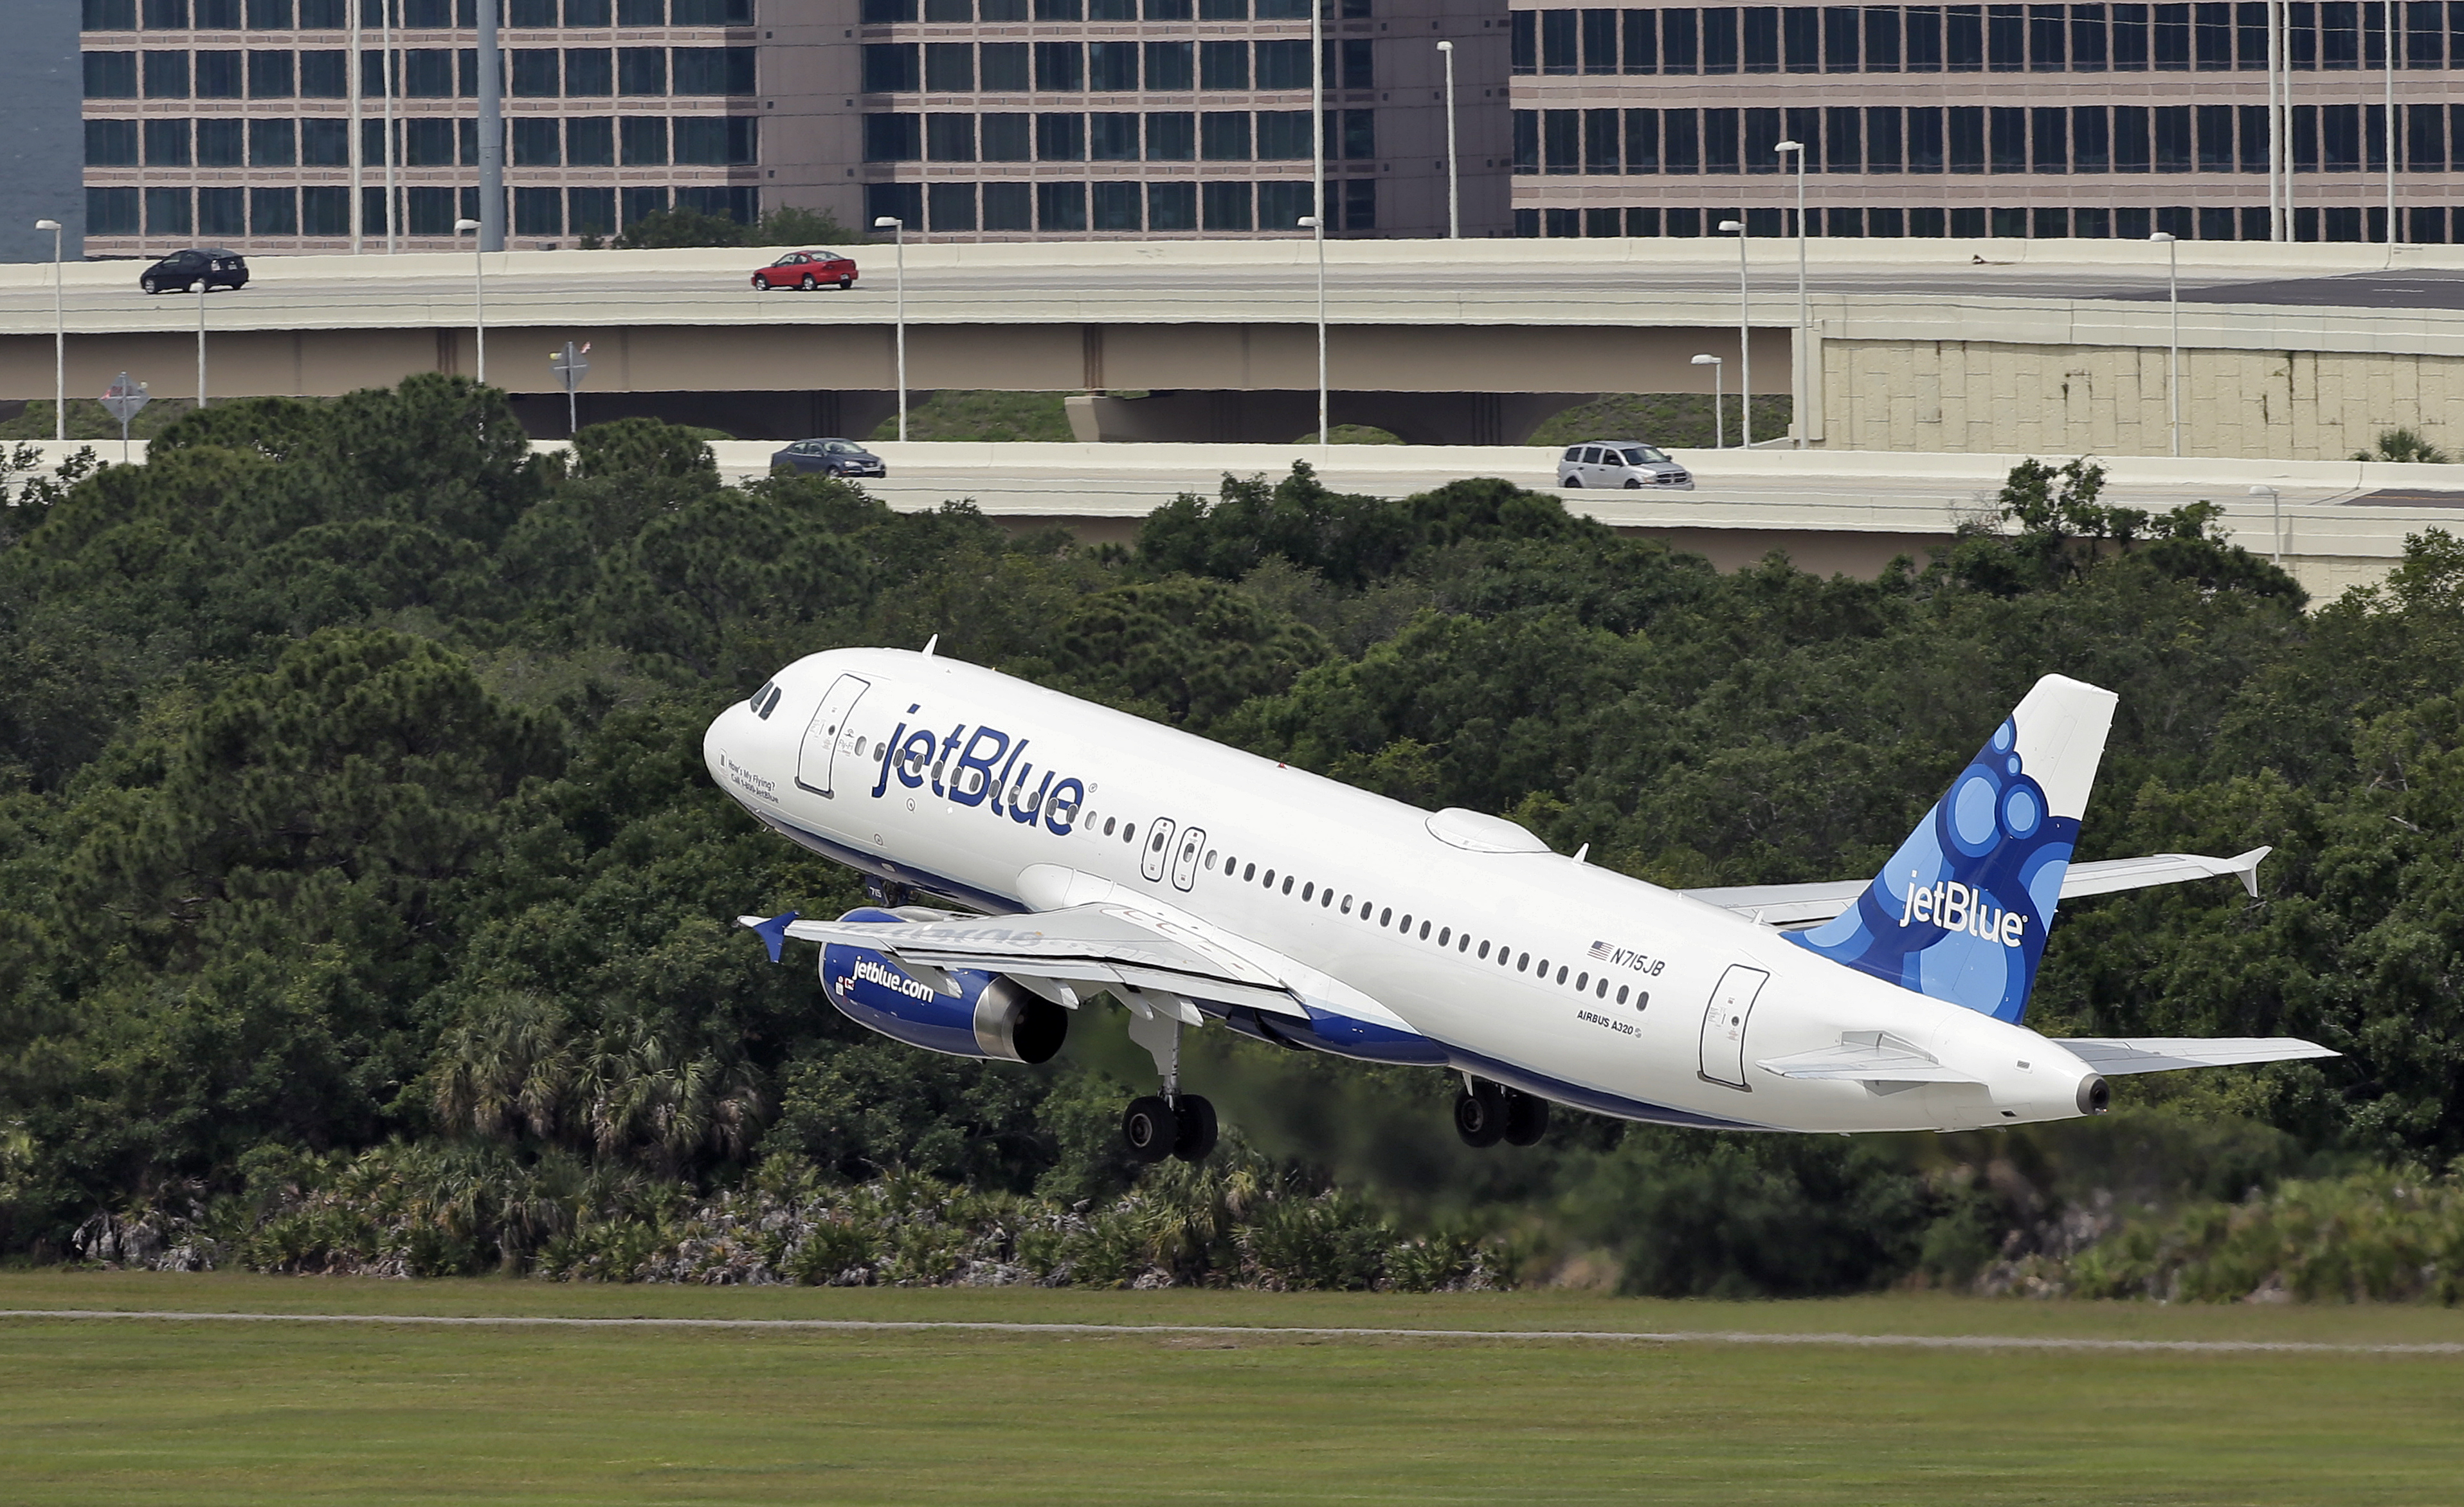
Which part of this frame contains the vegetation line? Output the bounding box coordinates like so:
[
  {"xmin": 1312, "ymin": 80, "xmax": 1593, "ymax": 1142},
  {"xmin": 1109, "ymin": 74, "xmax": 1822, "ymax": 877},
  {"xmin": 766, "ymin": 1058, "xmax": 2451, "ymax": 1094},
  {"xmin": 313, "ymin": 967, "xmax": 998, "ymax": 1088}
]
[{"xmin": 3, "ymin": 1310, "xmax": 2459, "ymax": 1355}]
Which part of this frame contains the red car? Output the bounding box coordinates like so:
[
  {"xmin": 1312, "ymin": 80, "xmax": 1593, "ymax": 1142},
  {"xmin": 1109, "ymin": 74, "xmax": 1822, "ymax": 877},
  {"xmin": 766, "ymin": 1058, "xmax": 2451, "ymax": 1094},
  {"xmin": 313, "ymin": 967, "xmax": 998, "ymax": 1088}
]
[{"xmin": 750, "ymin": 250, "xmax": 859, "ymax": 291}]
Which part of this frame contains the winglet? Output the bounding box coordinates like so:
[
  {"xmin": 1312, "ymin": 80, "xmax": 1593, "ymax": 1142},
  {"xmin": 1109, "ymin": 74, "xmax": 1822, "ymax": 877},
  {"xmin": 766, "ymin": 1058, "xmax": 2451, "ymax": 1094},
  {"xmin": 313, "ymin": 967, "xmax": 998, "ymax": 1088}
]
[
  {"xmin": 745, "ymin": 910, "xmax": 801, "ymax": 964},
  {"xmin": 922, "ymin": 634, "xmax": 939, "ymax": 657},
  {"xmin": 2228, "ymin": 846, "xmax": 2272, "ymax": 900}
]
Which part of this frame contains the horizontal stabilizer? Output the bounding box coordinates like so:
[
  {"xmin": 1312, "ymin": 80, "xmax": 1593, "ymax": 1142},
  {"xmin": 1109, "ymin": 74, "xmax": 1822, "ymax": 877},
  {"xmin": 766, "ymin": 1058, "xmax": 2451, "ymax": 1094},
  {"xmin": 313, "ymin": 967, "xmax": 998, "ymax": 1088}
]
[
  {"xmin": 1685, "ymin": 847, "xmax": 2273, "ymax": 930},
  {"xmin": 2053, "ymin": 1037, "xmax": 2339, "ymax": 1075},
  {"xmin": 1756, "ymin": 1031, "xmax": 1986, "ymax": 1086},
  {"xmin": 737, "ymin": 903, "xmax": 1309, "ymax": 1020}
]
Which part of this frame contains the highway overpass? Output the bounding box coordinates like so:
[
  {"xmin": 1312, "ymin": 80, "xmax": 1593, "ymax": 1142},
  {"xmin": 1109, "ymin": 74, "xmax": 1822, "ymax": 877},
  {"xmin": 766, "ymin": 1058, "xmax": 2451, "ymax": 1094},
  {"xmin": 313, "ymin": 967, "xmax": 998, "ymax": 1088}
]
[{"xmin": 3, "ymin": 239, "xmax": 2463, "ymax": 457}]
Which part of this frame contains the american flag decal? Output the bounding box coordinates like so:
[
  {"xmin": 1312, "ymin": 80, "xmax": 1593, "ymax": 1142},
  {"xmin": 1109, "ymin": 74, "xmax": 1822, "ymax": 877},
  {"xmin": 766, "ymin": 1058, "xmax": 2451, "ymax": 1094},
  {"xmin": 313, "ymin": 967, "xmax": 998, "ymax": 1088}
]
[{"xmin": 1588, "ymin": 940, "xmax": 1613, "ymax": 960}]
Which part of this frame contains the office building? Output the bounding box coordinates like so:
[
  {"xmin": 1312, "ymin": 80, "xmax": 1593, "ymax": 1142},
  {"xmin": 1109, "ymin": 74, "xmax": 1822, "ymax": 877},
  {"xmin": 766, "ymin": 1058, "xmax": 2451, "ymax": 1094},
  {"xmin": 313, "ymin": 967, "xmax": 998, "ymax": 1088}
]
[
  {"xmin": 1507, "ymin": 3, "xmax": 2464, "ymax": 241},
  {"xmin": 71, "ymin": 0, "xmax": 1513, "ymax": 254},
  {"xmin": 6, "ymin": 5, "xmax": 87, "ymax": 262},
  {"xmin": 818, "ymin": 0, "xmax": 1514, "ymax": 238},
  {"xmin": 77, "ymin": 0, "xmax": 763, "ymax": 256}
]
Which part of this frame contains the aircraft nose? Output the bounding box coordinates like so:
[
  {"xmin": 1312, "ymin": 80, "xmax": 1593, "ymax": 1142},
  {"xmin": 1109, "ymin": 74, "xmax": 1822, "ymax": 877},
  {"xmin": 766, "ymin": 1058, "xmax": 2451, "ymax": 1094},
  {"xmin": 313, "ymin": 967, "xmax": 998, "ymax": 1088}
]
[{"xmin": 704, "ymin": 699, "xmax": 744, "ymax": 781}]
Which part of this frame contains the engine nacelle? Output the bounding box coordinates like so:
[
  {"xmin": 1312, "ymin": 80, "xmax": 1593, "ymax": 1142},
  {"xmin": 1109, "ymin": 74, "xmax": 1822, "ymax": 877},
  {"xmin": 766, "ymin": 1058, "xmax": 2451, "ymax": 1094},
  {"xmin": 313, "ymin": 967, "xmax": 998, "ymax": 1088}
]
[{"xmin": 819, "ymin": 908, "xmax": 1067, "ymax": 1063}]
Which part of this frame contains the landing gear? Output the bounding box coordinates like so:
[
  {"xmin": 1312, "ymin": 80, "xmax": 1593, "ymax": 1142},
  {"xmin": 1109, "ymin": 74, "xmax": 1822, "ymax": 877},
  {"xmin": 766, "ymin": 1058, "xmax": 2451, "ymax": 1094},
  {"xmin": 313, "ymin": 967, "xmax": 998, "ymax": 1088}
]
[
  {"xmin": 1454, "ymin": 1079, "xmax": 1550, "ymax": 1149},
  {"xmin": 1503, "ymin": 1089, "xmax": 1550, "ymax": 1147},
  {"xmin": 862, "ymin": 876, "xmax": 912, "ymax": 909},
  {"xmin": 1121, "ymin": 1092, "xmax": 1218, "ymax": 1164},
  {"xmin": 1453, "ymin": 1082, "xmax": 1506, "ymax": 1147},
  {"xmin": 1172, "ymin": 1094, "xmax": 1218, "ymax": 1161},
  {"xmin": 1123, "ymin": 1095, "xmax": 1178, "ymax": 1163}
]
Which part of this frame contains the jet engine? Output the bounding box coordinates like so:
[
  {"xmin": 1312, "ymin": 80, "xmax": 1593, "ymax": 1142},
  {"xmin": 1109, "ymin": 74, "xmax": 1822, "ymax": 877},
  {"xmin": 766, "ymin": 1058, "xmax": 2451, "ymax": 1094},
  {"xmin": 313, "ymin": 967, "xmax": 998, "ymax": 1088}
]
[{"xmin": 819, "ymin": 908, "xmax": 1067, "ymax": 1063}]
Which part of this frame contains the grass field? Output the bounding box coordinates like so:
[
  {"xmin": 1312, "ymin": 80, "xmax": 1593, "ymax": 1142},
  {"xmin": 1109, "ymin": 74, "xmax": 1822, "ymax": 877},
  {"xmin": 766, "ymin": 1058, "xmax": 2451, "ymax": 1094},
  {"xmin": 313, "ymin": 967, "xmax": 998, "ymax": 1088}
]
[{"xmin": 3, "ymin": 1274, "xmax": 2460, "ymax": 1506}]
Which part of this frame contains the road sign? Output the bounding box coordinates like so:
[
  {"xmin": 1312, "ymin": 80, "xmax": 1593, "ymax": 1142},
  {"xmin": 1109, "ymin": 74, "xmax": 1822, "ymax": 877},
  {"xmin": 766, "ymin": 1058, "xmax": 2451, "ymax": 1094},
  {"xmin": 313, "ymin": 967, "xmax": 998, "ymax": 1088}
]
[
  {"xmin": 100, "ymin": 372, "xmax": 149, "ymax": 425},
  {"xmin": 552, "ymin": 340, "xmax": 590, "ymax": 392},
  {"xmin": 101, "ymin": 372, "xmax": 149, "ymax": 462},
  {"xmin": 550, "ymin": 341, "xmax": 591, "ymax": 435}
]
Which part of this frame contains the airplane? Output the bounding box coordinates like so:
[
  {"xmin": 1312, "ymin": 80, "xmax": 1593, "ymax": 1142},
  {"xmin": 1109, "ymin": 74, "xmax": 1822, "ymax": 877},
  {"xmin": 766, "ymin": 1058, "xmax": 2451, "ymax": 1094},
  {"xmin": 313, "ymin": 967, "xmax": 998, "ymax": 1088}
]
[{"xmin": 705, "ymin": 644, "xmax": 2334, "ymax": 1163}]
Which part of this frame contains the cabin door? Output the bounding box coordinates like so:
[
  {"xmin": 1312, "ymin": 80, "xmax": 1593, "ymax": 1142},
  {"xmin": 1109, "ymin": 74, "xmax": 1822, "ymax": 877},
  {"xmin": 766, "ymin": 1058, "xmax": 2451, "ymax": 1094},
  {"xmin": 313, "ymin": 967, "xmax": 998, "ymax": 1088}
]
[
  {"xmin": 1696, "ymin": 965, "xmax": 1770, "ymax": 1089},
  {"xmin": 795, "ymin": 673, "xmax": 871, "ymax": 798}
]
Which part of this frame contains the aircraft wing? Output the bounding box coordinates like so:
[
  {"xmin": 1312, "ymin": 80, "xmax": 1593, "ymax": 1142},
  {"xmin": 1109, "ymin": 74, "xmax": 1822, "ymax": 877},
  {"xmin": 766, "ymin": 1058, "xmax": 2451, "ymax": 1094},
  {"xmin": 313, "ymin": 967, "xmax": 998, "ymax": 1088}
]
[
  {"xmin": 2051, "ymin": 1037, "xmax": 2339, "ymax": 1075},
  {"xmin": 1683, "ymin": 846, "xmax": 2273, "ymax": 929},
  {"xmin": 739, "ymin": 904, "xmax": 1310, "ymax": 1020}
]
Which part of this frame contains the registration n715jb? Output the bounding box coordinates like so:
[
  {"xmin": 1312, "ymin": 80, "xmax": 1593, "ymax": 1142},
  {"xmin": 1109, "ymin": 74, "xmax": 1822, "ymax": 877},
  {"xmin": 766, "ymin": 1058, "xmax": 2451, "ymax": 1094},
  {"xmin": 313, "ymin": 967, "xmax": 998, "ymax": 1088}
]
[{"xmin": 706, "ymin": 646, "xmax": 2331, "ymax": 1162}]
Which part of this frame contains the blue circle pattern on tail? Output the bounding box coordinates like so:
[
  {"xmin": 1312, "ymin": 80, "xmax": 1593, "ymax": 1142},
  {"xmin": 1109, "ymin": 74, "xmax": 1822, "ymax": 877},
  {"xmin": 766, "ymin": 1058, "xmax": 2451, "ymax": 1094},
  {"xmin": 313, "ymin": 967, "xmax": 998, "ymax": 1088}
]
[{"xmin": 1785, "ymin": 718, "xmax": 2078, "ymax": 1024}]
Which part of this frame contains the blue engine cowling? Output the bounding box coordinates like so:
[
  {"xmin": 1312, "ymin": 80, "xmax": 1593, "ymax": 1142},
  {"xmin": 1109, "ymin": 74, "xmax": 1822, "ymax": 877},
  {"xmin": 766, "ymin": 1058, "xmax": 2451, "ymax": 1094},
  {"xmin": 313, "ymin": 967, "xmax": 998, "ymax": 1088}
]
[{"xmin": 819, "ymin": 908, "xmax": 1067, "ymax": 1063}]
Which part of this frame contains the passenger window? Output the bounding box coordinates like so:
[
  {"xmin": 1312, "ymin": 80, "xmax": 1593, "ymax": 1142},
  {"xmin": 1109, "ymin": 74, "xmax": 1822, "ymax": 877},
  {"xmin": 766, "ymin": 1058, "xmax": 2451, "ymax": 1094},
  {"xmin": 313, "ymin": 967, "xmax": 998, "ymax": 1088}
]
[
  {"xmin": 1439, "ymin": 927, "xmax": 1450, "ymax": 945},
  {"xmin": 1152, "ymin": 830, "xmax": 1168, "ymax": 852},
  {"xmin": 1123, "ymin": 824, "xmax": 1136, "ymax": 844},
  {"xmin": 1243, "ymin": 863, "xmax": 1256, "ymax": 881},
  {"xmin": 1103, "ymin": 817, "xmax": 1116, "ymax": 836},
  {"xmin": 1517, "ymin": 952, "xmax": 1530, "ymax": 971},
  {"xmin": 1577, "ymin": 971, "xmax": 1589, "ymax": 991},
  {"xmin": 1282, "ymin": 876, "xmax": 1294, "ymax": 894},
  {"xmin": 1206, "ymin": 850, "xmax": 1218, "ymax": 869},
  {"xmin": 1635, "ymin": 992, "xmax": 1650, "ymax": 1011},
  {"xmin": 1477, "ymin": 941, "xmax": 1489, "ymax": 959},
  {"xmin": 1418, "ymin": 920, "xmax": 1430, "ymax": 940},
  {"xmin": 1341, "ymin": 895, "xmax": 1353, "ymax": 915},
  {"xmin": 1597, "ymin": 978, "xmax": 1609, "ymax": 998},
  {"xmin": 1617, "ymin": 985, "xmax": 1629, "ymax": 1005},
  {"xmin": 1320, "ymin": 889, "xmax": 1334, "ymax": 908},
  {"xmin": 1301, "ymin": 881, "xmax": 1314, "ymax": 900},
  {"xmin": 1262, "ymin": 869, "xmax": 1275, "ymax": 886},
  {"xmin": 1380, "ymin": 908, "xmax": 1393, "ymax": 927}
]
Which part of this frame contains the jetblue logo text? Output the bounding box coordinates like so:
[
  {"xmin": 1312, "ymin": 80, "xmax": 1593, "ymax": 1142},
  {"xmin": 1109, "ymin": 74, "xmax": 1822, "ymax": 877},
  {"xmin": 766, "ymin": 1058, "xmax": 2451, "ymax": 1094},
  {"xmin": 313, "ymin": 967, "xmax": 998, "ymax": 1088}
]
[
  {"xmin": 869, "ymin": 706, "xmax": 1084, "ymax": 836},
  {"xmin": 843, "ymin": 956, "xmax": 937, "ymax": 1003},
  {"xmin": 1896, "ymin": 874, "xmax": 2028, "ymax": 948}
]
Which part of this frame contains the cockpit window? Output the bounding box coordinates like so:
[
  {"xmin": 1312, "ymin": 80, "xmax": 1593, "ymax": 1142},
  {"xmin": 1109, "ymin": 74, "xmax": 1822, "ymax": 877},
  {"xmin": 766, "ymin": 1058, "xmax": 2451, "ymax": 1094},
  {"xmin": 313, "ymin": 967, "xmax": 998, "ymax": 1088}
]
[
  {"xmin": 749, "ymin": 680, "xmax": 772, "ymax": 708},
  {"xmin": 752, "ymin": 684, "xmax": 783, "ymax": 719}
]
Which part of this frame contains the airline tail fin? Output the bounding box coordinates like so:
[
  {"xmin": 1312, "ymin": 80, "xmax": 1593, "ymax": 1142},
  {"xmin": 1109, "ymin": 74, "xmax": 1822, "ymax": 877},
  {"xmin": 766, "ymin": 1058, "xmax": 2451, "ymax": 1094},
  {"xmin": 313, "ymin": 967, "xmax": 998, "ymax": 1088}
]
[{"xmin": 1787, "ymin": 675, "xmax": 2118, "ymax": 1024}]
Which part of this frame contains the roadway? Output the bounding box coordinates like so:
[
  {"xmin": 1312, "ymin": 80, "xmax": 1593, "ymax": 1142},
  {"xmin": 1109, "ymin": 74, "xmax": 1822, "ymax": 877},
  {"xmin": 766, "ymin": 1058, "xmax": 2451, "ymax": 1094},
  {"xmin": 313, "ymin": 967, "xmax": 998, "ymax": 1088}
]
[{"xmin": 3, "ymin": 241, "xmax": 2459, "ymax": 340}]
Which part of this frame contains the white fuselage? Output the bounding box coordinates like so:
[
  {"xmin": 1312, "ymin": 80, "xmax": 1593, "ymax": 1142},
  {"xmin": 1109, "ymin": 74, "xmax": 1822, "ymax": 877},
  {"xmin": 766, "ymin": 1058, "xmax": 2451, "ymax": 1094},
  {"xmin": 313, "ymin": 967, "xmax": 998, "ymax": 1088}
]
[{"xmin": 705, "ymin": 648, "xmax": 2102, "ymax": 1133}]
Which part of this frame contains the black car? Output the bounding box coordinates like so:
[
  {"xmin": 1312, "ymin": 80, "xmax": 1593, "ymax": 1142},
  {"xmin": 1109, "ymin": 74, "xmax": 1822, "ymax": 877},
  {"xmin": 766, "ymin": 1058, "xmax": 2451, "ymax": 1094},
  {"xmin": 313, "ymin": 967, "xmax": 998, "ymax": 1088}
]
[
  {"xmin": 770, "ymin": 437, "xmax": 887, "ymax": 478},
  {"xmin": 139, "ymin": 248, "xmax": 248, "ymax": 295}
]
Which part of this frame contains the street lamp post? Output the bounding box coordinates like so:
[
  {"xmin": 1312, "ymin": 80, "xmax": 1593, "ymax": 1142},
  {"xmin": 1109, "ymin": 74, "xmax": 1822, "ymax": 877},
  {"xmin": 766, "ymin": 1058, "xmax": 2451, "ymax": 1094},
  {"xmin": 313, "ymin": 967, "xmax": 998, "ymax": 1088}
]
[
  {"xmin": 1298, "ymin": 214, "xmax": 1330, "ymax": 456},
  {"xmin": 34, "ymin": 219, "xmax": 62, "ymax": 441},
  {"xmin": 1774, "ymin": 140, "xmax": 1807, "ymax": 448},
  {"xmin": 195, "ymin": 276, "xmax": 208, "ymax": 412},
  {"xmin": 455, "ymin": 217, "xmax": 487, "ymax": 383},
  {"xmin": 1436, "ymin": 41, "xmax": 1460, "ymax": 241},
  {"xmin": 1692, "ymin": 353, "xmax": 1725, "ymax": 449},
  {"xmin": 873, "ymin": 215, "xmax": 907, "ymax": 441},
  {"xmin": 1718, "ymin": 219, "xmax": 1750, "ymax": 449},
  {"xmin": 2249, "ymin": 484, "xmax": 2283, "ymax": 563},
  {"xmin": 2151, "ymin": 230, "xmax": 2180, "ymax": 457}
]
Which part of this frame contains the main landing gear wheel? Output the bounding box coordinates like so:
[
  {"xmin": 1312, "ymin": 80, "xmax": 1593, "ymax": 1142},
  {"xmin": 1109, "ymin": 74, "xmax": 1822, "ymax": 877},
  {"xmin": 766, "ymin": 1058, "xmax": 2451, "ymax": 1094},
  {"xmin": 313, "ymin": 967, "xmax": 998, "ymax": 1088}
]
[
  {"xmin": 1453, "ymin": 1082, "xmax": 1506, "ymax": 1147},
  {"xmin": 1502, "ymin": 1089, "xmax": 1550, "ymax": 1146},
  {"xmin": 1171, "ymin": 1095, "xmax": 1218, "ymax": 1162},
  {"xmin": 1122, "ymin": 1095, "xmax": 1178, "ymax": 1164}
]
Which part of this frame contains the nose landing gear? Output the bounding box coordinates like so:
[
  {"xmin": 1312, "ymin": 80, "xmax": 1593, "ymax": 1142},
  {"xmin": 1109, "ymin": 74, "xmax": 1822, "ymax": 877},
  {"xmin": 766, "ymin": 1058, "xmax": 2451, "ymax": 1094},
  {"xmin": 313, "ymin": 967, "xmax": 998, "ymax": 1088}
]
[{"xmin": 1454, "ymin": 1079, "xmax": 1550, "ymax": 1148}]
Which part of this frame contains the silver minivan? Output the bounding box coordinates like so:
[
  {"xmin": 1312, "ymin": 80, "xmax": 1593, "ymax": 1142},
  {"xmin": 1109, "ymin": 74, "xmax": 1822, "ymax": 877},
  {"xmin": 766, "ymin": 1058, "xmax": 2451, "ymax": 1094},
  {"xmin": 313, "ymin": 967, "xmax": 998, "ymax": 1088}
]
[{"xmin": 1556, "ymin": 441, "xmax": 1693, "ymax": 490}]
